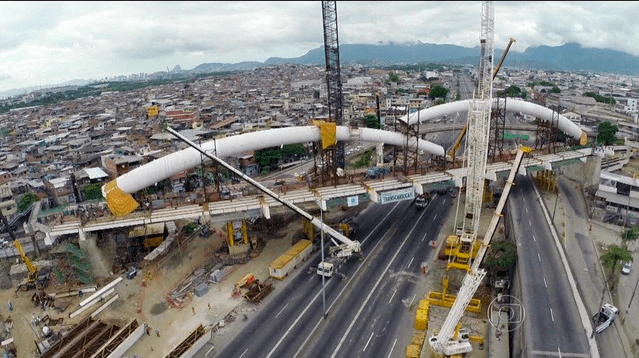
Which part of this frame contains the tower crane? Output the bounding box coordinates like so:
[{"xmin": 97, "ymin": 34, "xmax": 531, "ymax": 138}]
[
  {"xmin": 429, "ymin": 1, "xmax": 501, "ymax": 355},
  {"xmin": 320, "ymin": 0, "xmax": 346, "ymax": 184}
]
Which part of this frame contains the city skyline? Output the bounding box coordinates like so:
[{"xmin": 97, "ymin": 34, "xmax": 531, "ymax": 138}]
[{"xmin": 1, "ymin": 1, "xmax": 638, "ymax": 94}]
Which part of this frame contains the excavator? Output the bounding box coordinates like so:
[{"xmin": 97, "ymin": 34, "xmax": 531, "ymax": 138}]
[
  {"xmin": 14, "ymin": 239, "xmax": 49, "ymax": 292},
  {"xmin": 447, "ymin": 37, "xmax": 516, "ymax": 164},
  {"xmin": 0, "ymin": 206, "xmax": 49, "ymax": 292}
]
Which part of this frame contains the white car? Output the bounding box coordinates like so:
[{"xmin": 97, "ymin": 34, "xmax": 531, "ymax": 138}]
[{"xmin": 622, "ymin": 261, "xmax": 632, "ymax": 275}]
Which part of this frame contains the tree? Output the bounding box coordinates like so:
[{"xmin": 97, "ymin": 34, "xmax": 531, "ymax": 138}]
[
  {"xmin": 388, "ymin": 72, "xmax": 400, "ymax": 83},
  {"xmin": 483, "ymin": 240, "xmax": 517, "ymax": 278},
  {"xmin": 550, "ymin": 86, "xmax": 561, "ymax": 93},
  {"xmin": 84, "ymin": 183, "xmax": 103, "ymax": 201},
  {"xmin": 601, "ymin": 244, "xmax": 632, "ymax": 276},
  {"xmin": 622, "ymin": 227, "xmax": 639, "ymax": 242},
  {"xmin": 362, "ymin": 114, "xmax": 381, "ymax": 129},
  {"xmin": 18, "ymin": 192, "xmax": 39, "ymax": 212},
  {"xmin": 506, "ymin": 85, "xmax": 521, "ymax": 97},
  {"xmin": 596, "ymin": 121, "xmax": 618, "ymax": 145},
  {"xmin": 429, "ymin": 85, "xmax": 449, "ymax": 100}
]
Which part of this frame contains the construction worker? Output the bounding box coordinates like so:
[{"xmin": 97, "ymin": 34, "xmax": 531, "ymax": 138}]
[
  {"xmin": 192, "ymin": 306, "xmax": 196, "ymax": 315},
  {"xmin": 155, "ymin": 327, "xmax": 160, "ymax": 337}
]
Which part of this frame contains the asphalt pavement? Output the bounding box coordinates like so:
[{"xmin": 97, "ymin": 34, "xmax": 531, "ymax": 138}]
[{"xmin": 544, "ymin": 175, "xmax": 634, "ymax": 358}]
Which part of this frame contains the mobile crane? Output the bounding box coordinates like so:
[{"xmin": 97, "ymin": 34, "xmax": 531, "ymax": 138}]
[
  {"xmin": 0, "ymin": 206, "xmax": 49, "ymax": 292},
  {"xmin": 430, "ymin": 1, "xmax": 505, "ymax": 355}
]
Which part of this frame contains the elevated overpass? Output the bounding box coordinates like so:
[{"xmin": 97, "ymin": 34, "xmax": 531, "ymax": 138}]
[{"xmin": 47, "ymin": 147, "xmax": 594, "ymax": 243}]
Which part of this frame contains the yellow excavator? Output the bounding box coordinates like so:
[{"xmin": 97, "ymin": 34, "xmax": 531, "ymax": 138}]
[
  {"xmin": 448, "ymin": 37, "xmax": 516, "ymax": 163},
  {"xmin": 0, "ymin": 208, "xmax": 49, "ymax": 292},
  {"xmin": 14, "ymin": 238, "xmax": 49, "ymax": 292}
]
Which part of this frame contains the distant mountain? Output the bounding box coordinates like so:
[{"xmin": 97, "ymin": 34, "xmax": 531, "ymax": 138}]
[{"xmin": 261, "ymin": 42, "xmax": 639, "ymax": 75}]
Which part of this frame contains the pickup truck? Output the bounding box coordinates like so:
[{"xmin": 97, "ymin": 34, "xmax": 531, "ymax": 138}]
[{"xmin": 593, "ymin": 303, "xmax": 618, "ymax": 334}]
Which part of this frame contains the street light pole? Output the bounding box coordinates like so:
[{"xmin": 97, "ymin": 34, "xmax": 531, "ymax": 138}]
[
  {"xmin": 319, "ymin": 203, "xmax": 327, "ymax": 319},
  {"xmin": 552, "ymin": 191, "xmax": 560, "ymax": 222}
]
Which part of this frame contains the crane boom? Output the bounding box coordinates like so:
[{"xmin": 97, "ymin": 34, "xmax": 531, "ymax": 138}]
[{"xmin": 430, "ymin": 148, "xmax": 526, "ymax": 355}]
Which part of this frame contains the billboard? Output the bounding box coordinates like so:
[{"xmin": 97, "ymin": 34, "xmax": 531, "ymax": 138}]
[{"xmin": 379, "ymin": 188, "xmax": 415, "ymax": 205}]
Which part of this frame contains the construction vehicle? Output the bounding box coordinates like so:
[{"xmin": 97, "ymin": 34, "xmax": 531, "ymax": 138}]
[
  {"xmin": 0, "ymin": 207, "xmax": 49, "ymax": 292},
  {"xmin": 429, "ymin": 4, "xmax": 529, "ymax": 355},
  {"xmin": 14, "ymin": 239, "xmax": 49, "ymax": 292},
  {"xmin": 592, "ymin": 303, "xmax": 618, "ymax": 334}
]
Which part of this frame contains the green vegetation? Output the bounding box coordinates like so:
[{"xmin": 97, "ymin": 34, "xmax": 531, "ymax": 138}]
[
  {"xmin": 182, "ymin": 222, "xmax": 199, "ymax": 234},
  {"xmin": 17, "ymin": 192, "xmax": 39, "ymax": 212},
  {"xmin": 429, "ymin": 85, "xmax": 449, "ymax": 100},
  {"xmin": 622, "ymin": 227, "xmax": 639, "ymax": 242},
  {"xmin": 255, "ymin": 144, "xmax": 307, "ymax": 168},
  {"xmin": 388, "ymin": 72, "xmax": 400, "ymax": 83},
  {"xmin": 362, "ymin": 114, "xmax": 382, "ymax": 129},
  {"xmin": 483, "ymin": 240, "xmax": 517, "ymax": 273},
  {"xmin": 596, "ymin": 121, "xmax": 618, "ymax": 145},
  {"xmin": 84, "ymin": 183, "xmax": 103, "ymax": 201},
  {"xmin": 601, "ymin": 244, "xmax": 632, "ymax": 289},
  {"xmin": 455, "ymin": 90, "xmax": 461, "ymax": 101},
  {"xmin": 550, "ymin": 86, "xmax": 561, "ymax": 93},
  {"xmin": 352, "ymin": 149, "xmax": 373, "ymax": 168},
  {"xmin": 584, "ymin": 92, "xmax": 616, "ymax": 105}
]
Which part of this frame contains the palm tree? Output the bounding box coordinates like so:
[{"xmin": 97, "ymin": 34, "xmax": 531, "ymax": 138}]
[
  {"xmin": 592, "ymin": 244, "xmax": 633, "ymax": 337},
  {"xmin": 602, "ymin": 244, "xmax": 633, "ymax": 277}
]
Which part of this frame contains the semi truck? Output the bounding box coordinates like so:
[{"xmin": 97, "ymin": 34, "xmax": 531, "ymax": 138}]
[{"xmin": 592, "ymin": 303, "xmax": 618, "ymax": 334}]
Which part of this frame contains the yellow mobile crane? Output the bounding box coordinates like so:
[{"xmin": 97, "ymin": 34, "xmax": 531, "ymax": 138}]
[
  {"xmin": 0, "ymin": 206, "xmax": 49, "ymax": 292},
  {"xmin": 447, "ymin": 37, "xmax": 516, "ymax": 163}
]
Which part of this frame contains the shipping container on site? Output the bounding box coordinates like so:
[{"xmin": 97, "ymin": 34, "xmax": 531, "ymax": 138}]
[{"xmin": 269, "ymin": 239, "xmax": 313, "ymax": 280}]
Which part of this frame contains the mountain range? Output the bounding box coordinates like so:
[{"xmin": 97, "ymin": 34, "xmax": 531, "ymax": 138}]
[
  {"xmin": 5, "ymin": 42, "xmax": 639, "ymax": 99},
  {"xmin": 190, "ymin": 42, "xmax": 639, "ymax": 76}
]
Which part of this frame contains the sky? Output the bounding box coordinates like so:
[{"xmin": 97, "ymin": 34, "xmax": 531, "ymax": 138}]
[{"xmin": 1, "ymin": 1, "xmax": 639, "ymax": 96}]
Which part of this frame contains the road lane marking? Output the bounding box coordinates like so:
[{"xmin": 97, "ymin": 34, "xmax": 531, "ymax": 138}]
[
  {"xmin": 543, "ymin": 277, "xmax": 547, "ymax": 288},
  {"xmin": 408, "ymin": 257, "xmax": 414, "ymax": 269},
  {"xmin": 363, "ymin": 331, "xmax": 374, "ymax": 352},
  {"xmin": 529, "ymin": 220, "xmax": 532, "ymax": 226},
  {"xmin": 533, "ymin": 235, "xmax": 536, "ymax": 242},
  {"xmin": 526, "ymin": 207, "xmax": 528, "ymax": 213},
  {"xmin": 389, "ymin": 289, "xmax": 397, "ymax": 304},
  {"xmin": 434, "ymin": 213, "xmax": 438, "ymax": 220},
  {"xmin": 538, "ymin": 253, "xmax": 541, "ymax": 262},
  {"xmin": 275, "ymin": 303, "xmax": 289, "ymax": 318},
  {"xmin": 387, "ymin": 338, "xmax": 398, "ymax": 358},
  {"xmin": 288, "ymin": 203, "xmax": 406, "ymax": 358},
  {"xmin": 550, "ymin": 307, "xmax": 555, "ymax": 322},
  {"xmin": 329, "ymin": 207, "xmax": 427, "ymax": 358},
  {"xmin": 239, "ymin": 348, "xmax": 249, "ymax": 358}
]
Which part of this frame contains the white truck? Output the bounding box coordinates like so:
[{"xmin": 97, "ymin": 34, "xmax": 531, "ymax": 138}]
[{"xmin": 593, "ymin": 303, "xmax": 618, "ymax": 334}]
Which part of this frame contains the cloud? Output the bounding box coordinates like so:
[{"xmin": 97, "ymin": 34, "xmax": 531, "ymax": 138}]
[{"xmin": 2, "ymin": 1, "xmax": 639, "ymax": 92}]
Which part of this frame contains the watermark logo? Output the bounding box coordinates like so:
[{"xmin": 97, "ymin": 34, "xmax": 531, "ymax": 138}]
[{"xmin": 487, "ymin": 294, "xmax": 526, "ymax": 333}]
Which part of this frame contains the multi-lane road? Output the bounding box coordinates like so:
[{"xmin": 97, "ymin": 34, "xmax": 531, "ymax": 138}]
[
  {"xmin": 216, "ymin": 193, "xmax": 453, "ymax": 358},
  {"xmin": 510, "ymin": 175, "xmax": 590, "ymax": 357}
]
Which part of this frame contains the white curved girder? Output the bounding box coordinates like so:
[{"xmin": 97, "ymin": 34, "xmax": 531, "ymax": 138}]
[
  {"xmin": 401, "ymin": 98, "xmax": 585, "ymax": 141},
  {"xmin": 107, "ymin": 125, "xmax": 445, "ymax": 195}
]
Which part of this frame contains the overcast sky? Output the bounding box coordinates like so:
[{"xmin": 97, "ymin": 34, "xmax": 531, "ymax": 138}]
[{"xmin": 2, "ymin": 1, "xmax": 638, "ymax": 95}]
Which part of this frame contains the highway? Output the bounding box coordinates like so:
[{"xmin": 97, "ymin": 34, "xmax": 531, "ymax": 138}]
[
  {"xmin": 216, "ymin": 193, "xmax": 451, "ymax": 358},
  {"xmin": 510, "ymin": 175, "xmax": 590, "ymax": 357}
]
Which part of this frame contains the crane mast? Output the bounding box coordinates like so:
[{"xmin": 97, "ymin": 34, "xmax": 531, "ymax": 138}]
[
  {"xmin": 321, "ymin": 1, "xmax": 346, "ymax": 175},
  {"xmin": 430, "ymin": 1, "xmax": 495, "ymax": 355}
]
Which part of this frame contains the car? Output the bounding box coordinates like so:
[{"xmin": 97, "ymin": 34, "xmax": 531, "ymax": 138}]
[{"xmin": 622, "ymin": 261, "xmax": 632, "ymax": 275}]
